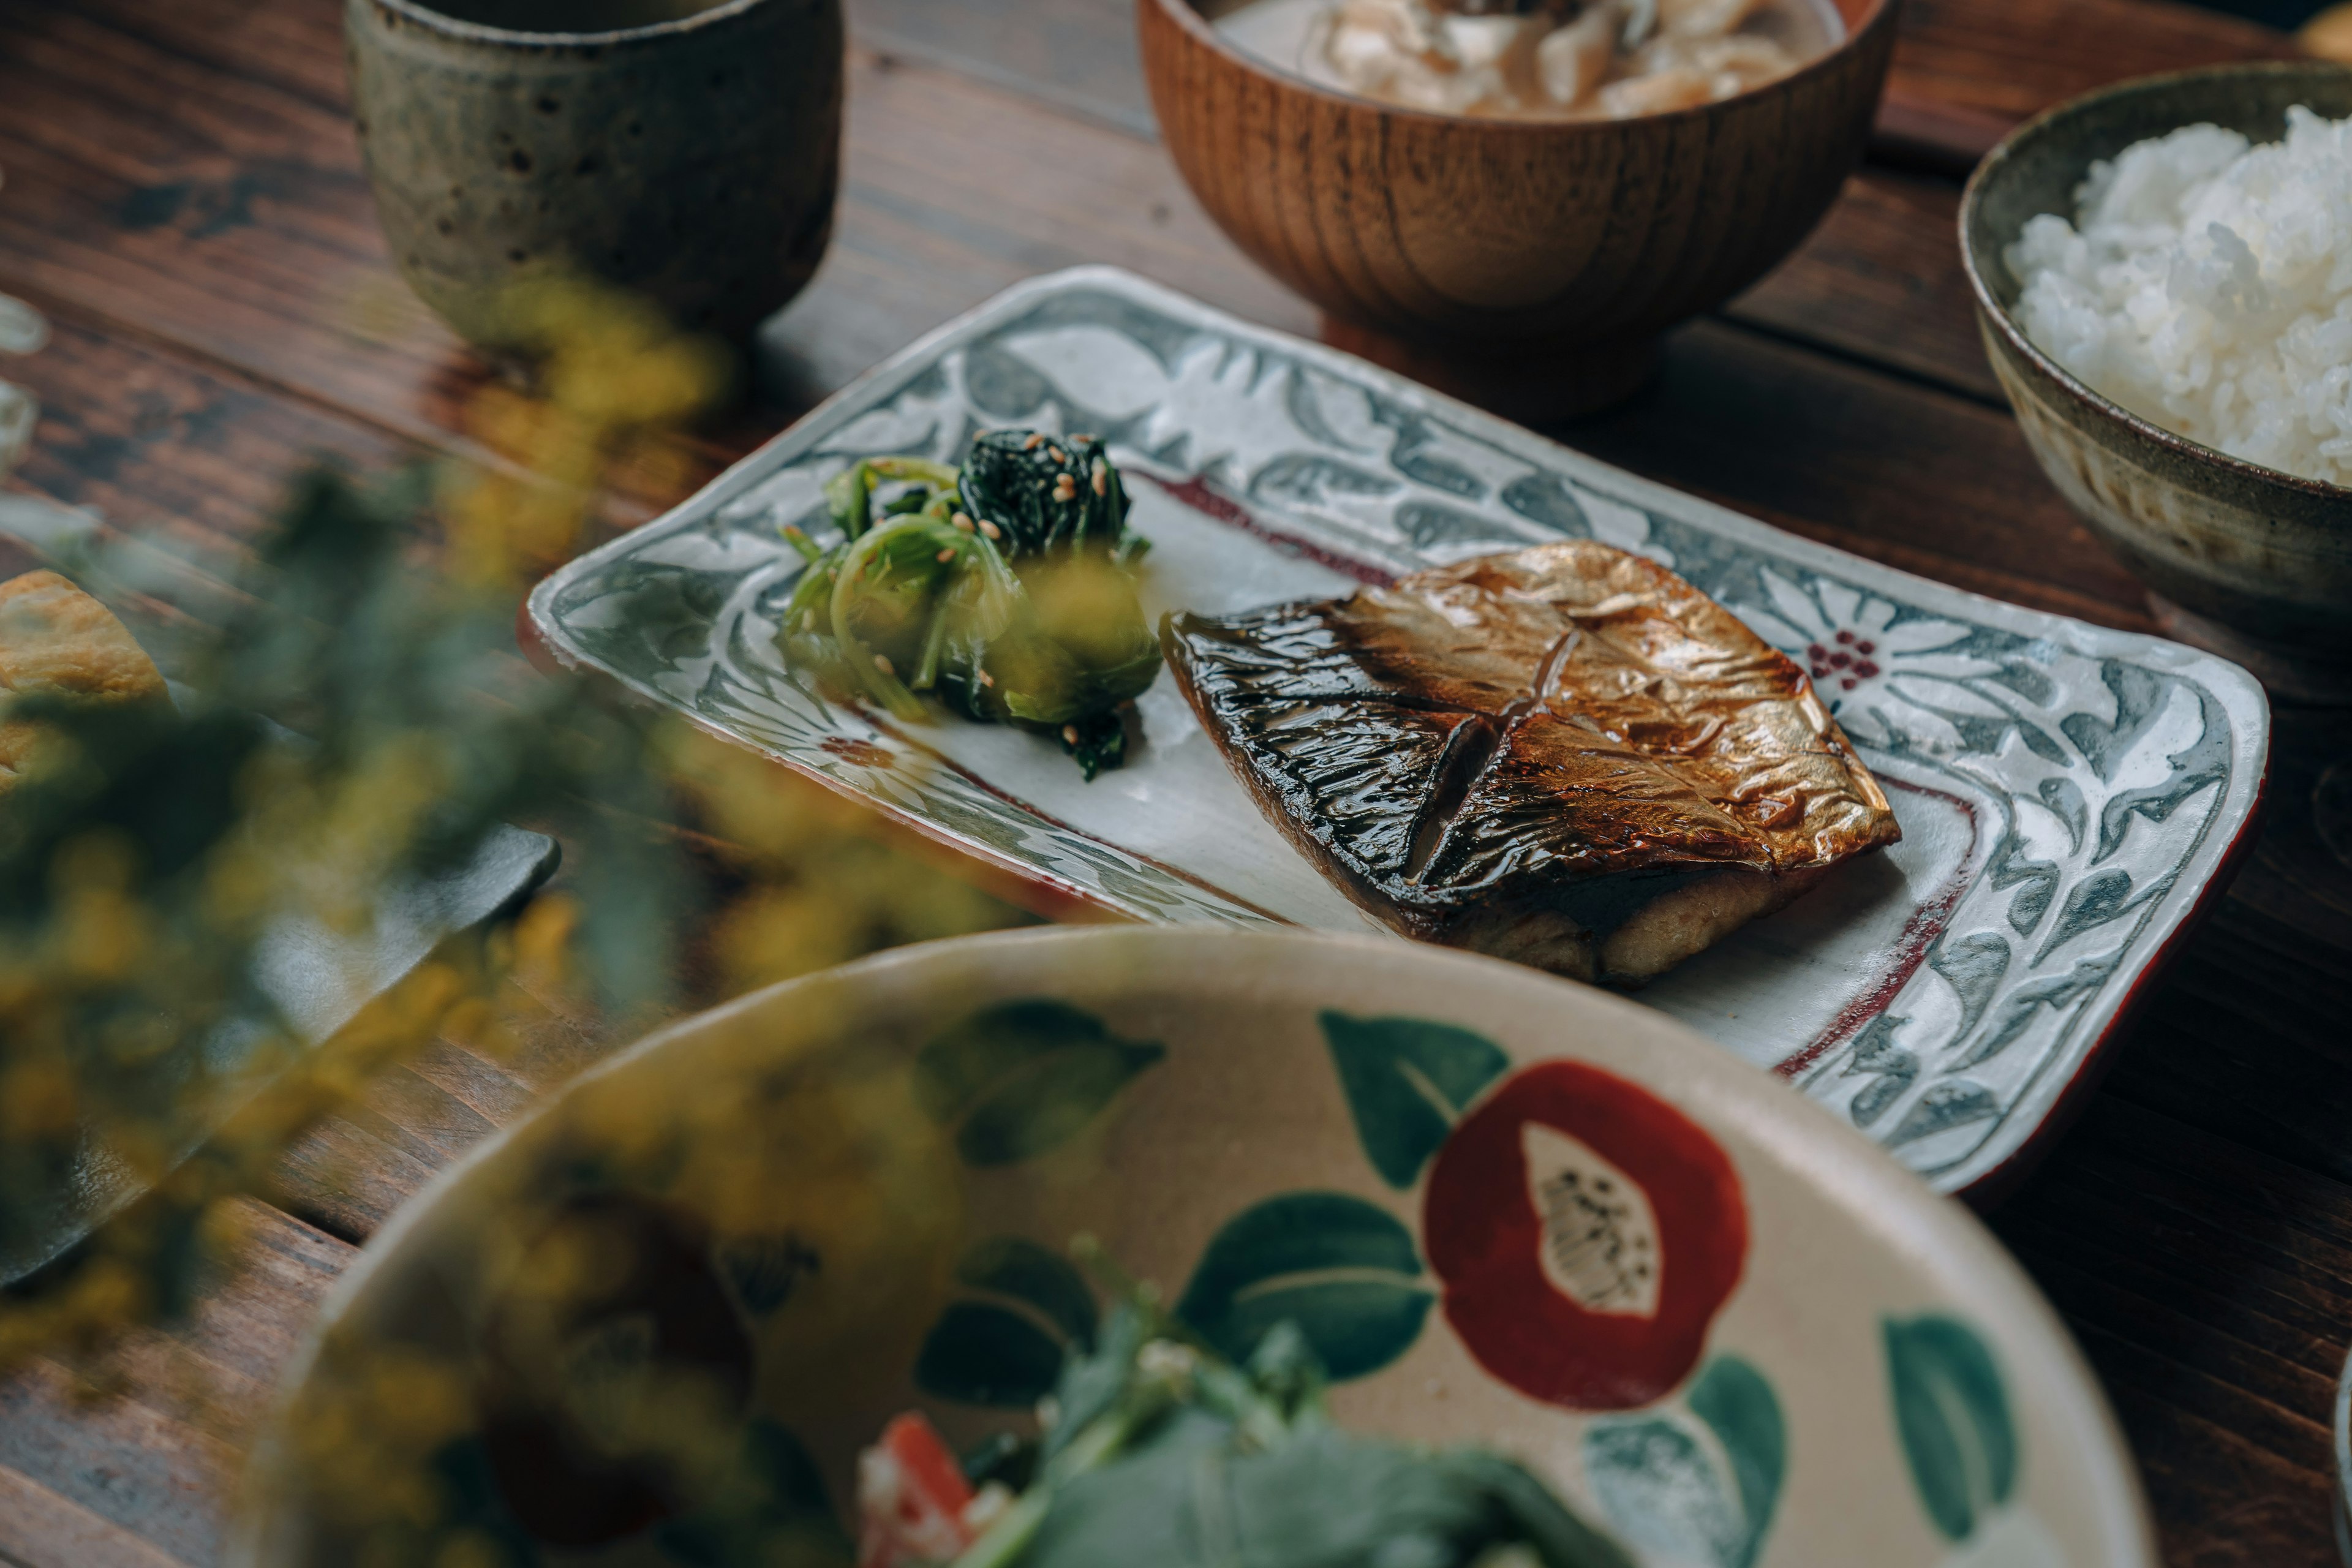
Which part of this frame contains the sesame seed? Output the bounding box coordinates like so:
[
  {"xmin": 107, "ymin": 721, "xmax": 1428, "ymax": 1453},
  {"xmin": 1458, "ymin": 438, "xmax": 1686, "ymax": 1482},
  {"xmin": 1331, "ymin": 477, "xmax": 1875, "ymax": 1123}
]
[
  {"xmin": 952, "ymin": 511, "xmax": 976, "ymax": 531},
  {"xmin": 873, "ymin": 654, "xmax": 894, "ymax": 675},
  {"xmin": 935, "ymin": 547, "xmax": 955, "ymax": 562},
  {"xmin": 1091, "ymin": 460, "xmax": 1108, "ymax": 496},
  {"xmin": 979, "ymin": 669, "xmax": 995, "ymax": 687},
  {"xmin": 1023, "ymin": 433, "xmax": 1045, "ymax": 451},
  {"xmin": 979, "ymin": 519, "xmax": 1001, "ymax": 540},
  {"xmin": 1062, "ymin": 725, "xmax": 1080, "ymax": 745},
  {"xmin": 1048, "ymin": 446, "xmax": 1066, "ymax": 464},
  {"xmin": 1072, "ymin": 432, "xmax": 1098, "ymax": 443},
  {"xmin": 1052, "ymin": 475, "xmax": 1078, "ymax": 502}
]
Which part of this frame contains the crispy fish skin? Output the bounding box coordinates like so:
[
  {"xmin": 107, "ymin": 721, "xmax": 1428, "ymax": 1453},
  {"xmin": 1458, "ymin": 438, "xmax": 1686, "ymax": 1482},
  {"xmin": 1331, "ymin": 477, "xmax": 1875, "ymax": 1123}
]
[{"xmin": 1164, "ymin": 541, "xmax": 1900, "ymax": 984}]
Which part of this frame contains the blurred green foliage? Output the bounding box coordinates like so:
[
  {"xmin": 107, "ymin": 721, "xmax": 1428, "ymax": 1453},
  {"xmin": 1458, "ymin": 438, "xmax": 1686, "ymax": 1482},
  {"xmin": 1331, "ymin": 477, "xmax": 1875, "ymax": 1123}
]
[{"xmin": 0, "ymin": 278, "xmax": 1021, "ymax": 1379}]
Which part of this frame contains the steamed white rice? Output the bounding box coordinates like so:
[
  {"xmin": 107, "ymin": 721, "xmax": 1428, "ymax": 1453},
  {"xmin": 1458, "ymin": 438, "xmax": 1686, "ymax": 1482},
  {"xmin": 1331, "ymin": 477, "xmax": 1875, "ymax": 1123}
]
[{"xmin": 2005, "ymin": 106, "xmax": 2352, "ymax": 487}]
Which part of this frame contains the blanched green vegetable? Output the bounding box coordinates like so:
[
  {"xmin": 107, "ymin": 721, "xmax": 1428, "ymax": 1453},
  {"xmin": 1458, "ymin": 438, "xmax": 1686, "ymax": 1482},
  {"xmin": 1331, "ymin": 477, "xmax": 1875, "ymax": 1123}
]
[
  {"xmin": 780, "ymin": 432, "xmax": 1158, "ymax": 778},
  {"xmin": 939, "ymin": 1258, "xmax": 1635, "ymax": 1568},
  {"xmin": 959, "ymin": 431, "xmax": 1144, "ymax": 562}
]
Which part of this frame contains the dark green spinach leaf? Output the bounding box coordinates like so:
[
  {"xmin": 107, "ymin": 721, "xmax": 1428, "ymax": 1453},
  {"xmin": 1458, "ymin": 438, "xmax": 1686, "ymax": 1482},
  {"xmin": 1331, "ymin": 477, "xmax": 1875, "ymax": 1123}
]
[
  {"xmin": 941, "ymin": 1284, "xmax": 1632, "ymax": 1568},
  {"xmin": 777, "ymin": 430, "xmax": 1158, "ymax": 778},
  {"xmin": 959, "ymin": 431, "xmax": 1134, "ymax": 559}
]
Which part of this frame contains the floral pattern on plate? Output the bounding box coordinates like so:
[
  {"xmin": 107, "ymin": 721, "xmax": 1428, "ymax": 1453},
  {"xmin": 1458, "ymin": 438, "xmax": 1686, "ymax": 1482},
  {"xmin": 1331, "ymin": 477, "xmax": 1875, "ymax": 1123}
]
[{"xmin": 527, "ymin": 266, "xmax": 2268, "ymax": 1196}]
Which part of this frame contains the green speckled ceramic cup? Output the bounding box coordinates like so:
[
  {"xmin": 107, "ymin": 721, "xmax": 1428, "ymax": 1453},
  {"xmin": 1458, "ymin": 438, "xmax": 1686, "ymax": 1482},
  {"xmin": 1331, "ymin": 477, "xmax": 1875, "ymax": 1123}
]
[{"xmin": 347, "ymin": 0, "xmax": 841, "ymax": 352}]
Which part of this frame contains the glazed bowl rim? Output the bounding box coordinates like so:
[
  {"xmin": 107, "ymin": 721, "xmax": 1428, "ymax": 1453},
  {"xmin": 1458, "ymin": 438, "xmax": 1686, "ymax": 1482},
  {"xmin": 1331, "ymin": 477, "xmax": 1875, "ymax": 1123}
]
[
  {"xmin": 225, "ymin": 923, "xmax": 2157, "ymax": 1568},
  {"xmin": 360, "ymin": 0, "xmax": 772, "ymax": 49},
  {"xmin": 1958, "ymin": 60, "xmax": 2352, "ymax": 507},
  {"xmin": 1144, "ymin": 0, "xmax": 1899, "ymax": 136}
]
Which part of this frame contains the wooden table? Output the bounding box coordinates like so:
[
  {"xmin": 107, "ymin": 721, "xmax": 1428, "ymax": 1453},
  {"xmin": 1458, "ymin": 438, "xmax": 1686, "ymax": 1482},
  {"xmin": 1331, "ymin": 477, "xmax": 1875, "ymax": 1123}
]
[{"xmin": 3, "ymin": 0, "xmax": 2350, "ymax": 1563}]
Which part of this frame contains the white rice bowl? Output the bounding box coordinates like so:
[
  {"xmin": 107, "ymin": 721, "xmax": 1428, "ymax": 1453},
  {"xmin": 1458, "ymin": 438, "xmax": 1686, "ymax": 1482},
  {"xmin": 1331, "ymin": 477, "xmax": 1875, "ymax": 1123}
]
[{"xmin": 2006, "ymin": 105, "xmax": 2352, "ymax": 488}]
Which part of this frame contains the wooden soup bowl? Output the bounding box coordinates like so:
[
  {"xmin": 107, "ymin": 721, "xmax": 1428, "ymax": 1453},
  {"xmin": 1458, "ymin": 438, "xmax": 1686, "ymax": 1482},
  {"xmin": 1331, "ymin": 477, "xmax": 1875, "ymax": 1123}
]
[{"xmin": 1139, "ymin": 0, "xmax": 1898, "ymax": 418}]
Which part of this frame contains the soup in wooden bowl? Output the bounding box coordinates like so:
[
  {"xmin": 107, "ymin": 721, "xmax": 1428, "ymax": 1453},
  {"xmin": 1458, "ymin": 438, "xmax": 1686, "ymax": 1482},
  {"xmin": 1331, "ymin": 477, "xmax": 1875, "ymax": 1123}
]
[{"xmin": 1139, "ymin": 0, "xmax": 1897, "ymax": 418}]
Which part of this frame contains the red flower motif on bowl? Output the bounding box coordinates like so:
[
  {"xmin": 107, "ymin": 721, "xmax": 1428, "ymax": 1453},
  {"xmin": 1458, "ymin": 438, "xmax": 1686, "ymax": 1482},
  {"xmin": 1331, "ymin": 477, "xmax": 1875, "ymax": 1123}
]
[{"xmin": 1424, "ymin": 1061, "xmax": 1747, "ymax": 1410}]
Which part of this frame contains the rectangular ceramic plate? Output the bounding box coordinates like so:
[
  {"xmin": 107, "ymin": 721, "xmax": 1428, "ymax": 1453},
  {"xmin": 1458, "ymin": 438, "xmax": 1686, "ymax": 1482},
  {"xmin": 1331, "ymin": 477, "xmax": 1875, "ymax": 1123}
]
[{"xmin": 529, "ymin": 266, "xmax": 2268, "ymax": 1197}]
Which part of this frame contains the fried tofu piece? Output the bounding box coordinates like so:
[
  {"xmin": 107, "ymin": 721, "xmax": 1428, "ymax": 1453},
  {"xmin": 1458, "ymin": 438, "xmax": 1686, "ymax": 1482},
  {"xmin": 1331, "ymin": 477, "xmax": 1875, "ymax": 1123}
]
[{"xmin": 0, "ymin": 570, "xmax": 170, "ymax": 797}]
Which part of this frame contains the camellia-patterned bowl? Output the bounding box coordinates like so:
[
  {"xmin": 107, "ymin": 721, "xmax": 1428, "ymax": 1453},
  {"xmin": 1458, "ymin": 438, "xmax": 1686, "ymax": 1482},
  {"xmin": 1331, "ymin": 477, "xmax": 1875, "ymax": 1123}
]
[{"xmin": 232, "ymin": 928, "xmax": 2154, "ymax": 1568}]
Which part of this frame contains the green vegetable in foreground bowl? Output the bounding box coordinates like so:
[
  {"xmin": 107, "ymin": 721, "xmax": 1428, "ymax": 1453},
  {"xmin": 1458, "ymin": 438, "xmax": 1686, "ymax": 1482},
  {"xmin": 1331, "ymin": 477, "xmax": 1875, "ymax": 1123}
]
[
  {"xmin": 780, "ymin": 431, "xmax": 1158, "ymax": 779},
  {"xmin": 856, "ymin": 1246, "xmax": 1635, "ymax": 1568}
]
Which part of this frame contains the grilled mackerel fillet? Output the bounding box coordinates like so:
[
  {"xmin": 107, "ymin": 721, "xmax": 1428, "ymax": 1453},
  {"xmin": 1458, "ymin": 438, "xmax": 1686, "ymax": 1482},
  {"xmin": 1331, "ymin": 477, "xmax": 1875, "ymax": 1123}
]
[{"xmin": 1163, "ymin": 541, "xmax": 1901, "ymax": 984}]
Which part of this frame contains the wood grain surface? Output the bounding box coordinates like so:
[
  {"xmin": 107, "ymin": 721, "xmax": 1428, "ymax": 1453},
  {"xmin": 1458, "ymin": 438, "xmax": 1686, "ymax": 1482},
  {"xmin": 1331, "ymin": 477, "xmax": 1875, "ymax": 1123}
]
[{"xmin": 1, "ymin": 0, "xmax": 2347, "ymax": 1564}]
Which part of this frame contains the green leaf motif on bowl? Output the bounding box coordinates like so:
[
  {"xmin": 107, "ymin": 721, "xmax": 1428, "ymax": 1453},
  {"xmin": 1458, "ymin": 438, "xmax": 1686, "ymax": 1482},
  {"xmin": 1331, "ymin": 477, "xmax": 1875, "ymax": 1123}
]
[
  {"xmin": 1319, "ymin": 1011, "xmax": 1510, "ymax": 1190},
  {"xmin": 911, "ymin": 1000, "xmax": 1166, "ymax": 1167},
  {"xmin": 714, "ymin": 1231, "xmax": 821, "ymax": 1318},
  {"xmin": 427, "ymin": 1433, "xmax": 543, "ymax": 1566},
  {"xmin": 1175, "ymin": 1191, "xmax": 1433, "ymax": 1382},
  {"xmin": 1585, "ymin": 1355, "xmax": 1787, "ymax": 1568},
  {"xmin": 655, "ymin": 1417, "xmax": 846, "ymax": 1565},
  {"xmin": 915, "ymin": 1237, "xmax": 1101, "ymax": 1409},
  {"xmin": 1885, "ymin": 1314, "xmax": 2017, "ymax": 1544},
  {"xmin": 914, "ymin": 1303, "xmax": 1070, "ymax": 1411}
]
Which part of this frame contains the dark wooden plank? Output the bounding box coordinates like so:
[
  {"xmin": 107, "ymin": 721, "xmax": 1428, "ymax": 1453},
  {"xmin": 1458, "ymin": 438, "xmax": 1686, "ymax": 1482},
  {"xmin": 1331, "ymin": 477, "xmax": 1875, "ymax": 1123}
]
[
  {"xmin": 184, "ymin": 1202, "xmax": 353, "ymax": 1401},
  {"xmin": 0, "ymin": 1349, "xmax": 251, "ymax": 1565},
  {"xmin": 2002, "ymin": 1117, "xmax": 2352, "ymax": 1419},
  {"xmin": 0, "ymin": 1202, "xmax": 352, "ymax": 1568},
  {"xmin": 761, "ymin": 43, "xmax": 1313, "ymax": 405},
  {"xmin": 1993, "ymin": 1096, "xmax": 2352, "ymax": 1566},
  {"xmin": 266, "ymin": 1115, "xmax": 440, "ymax": 1243},
  {"xmin": 846, "ymin": 0, "xmax": 1154, "ymax": 135},
  {"xmin": 0, "ymin": 304, "xmax": 412, "ymax": 687},
  {"xmin": 2090, "ymin": 913, "xmax": 2352, "ymax": 1189},
  {"xmin": 0, "ymin": 1468, "xmax": 193, "ymax": 1568},
  {"xmin": 255, "ymin": 964, "xmax": 624, "ymax": 1239},
  {"xmin": 258, "ymin": 965, "xmax": 655, "ymax": 1238},
  {"xmin": 4, "ymin": 310, "xmax": 403, "ymax": 560},
  {"xmin": 2228, "ymin": 707, "xmax": 2352, "ymax": 956},
  {"xmin": 2081, "ymin": 1327, "xmax": 2337, "ymax": 1567},
  {"xmin": 1728, "ymin": 167, "xmax": 1997, "ymax": 405},
  {"xmin": 1890, "ymin": 0, "xmax": 2301, "ymax": 134},
  {"xmin": 0, "ymin": 0, "xmax": 458, "ymax": 440}
]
